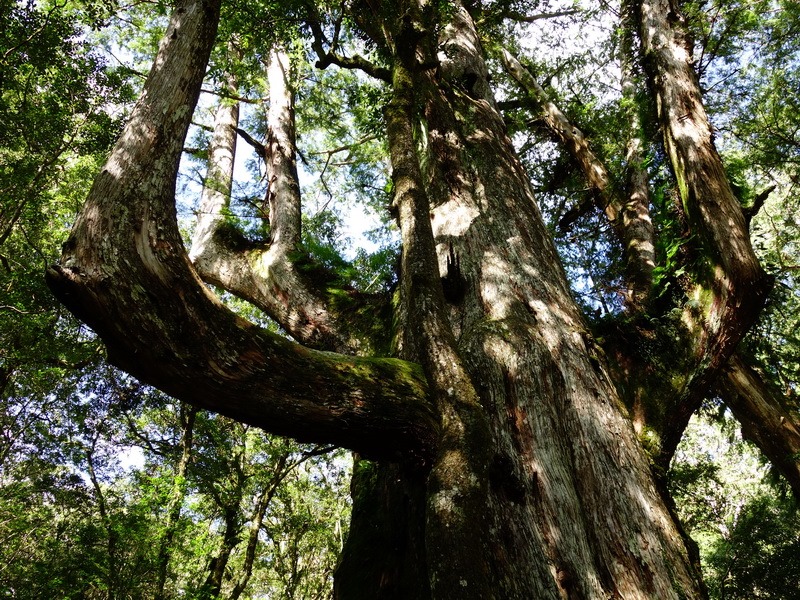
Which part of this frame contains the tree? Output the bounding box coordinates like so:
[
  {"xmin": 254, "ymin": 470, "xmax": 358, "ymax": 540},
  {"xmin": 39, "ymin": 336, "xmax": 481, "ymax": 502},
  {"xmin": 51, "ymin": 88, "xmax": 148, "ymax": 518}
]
[
  {"xmin": 43, "ymin": 0, "xmax": 799, "ymax": 598},
  {"xmin": 669, "ymin": 409, "xmax": 800, "ymax": 600}
]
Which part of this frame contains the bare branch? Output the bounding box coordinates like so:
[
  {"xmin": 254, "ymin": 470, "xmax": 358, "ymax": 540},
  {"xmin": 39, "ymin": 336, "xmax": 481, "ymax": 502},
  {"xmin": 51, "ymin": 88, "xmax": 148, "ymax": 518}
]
[
  {"xmin": 201, "ymin": 86, "xmax": 266, "ymax": 104},
  {"xmin": 500, "ymin": 9, "xmax": 580, "ymax": 23},
  {"xmin": 233, "ymin": 126, "xmax": 267, "ymax": 160},
  {"xmin": 307, "ymin": 15, "xmax": 391, "ymax": 81},
  {"xmin": 743, "ymin": 184, "xmax": 776, "ymax": 226}
]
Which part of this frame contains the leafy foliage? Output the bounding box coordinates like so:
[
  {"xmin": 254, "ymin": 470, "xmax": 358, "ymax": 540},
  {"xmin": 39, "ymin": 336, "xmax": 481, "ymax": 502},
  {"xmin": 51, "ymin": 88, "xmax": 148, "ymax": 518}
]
[{"xmin": 670, "ymin": 411, "xmax": 800, "ymax": 600}]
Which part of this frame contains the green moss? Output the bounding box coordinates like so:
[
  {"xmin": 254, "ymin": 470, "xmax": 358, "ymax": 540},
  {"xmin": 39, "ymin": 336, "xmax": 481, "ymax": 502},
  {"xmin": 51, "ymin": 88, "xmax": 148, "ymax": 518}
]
[{"xmin": 639, "ymin": 425, "xmax": 663, "ymax": 460}]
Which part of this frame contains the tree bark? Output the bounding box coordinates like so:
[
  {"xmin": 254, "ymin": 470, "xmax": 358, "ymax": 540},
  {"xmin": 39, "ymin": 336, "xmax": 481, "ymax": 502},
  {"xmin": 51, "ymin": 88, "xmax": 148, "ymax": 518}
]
[
  {"xmin": 500, "ymin": 43, "xmax": 656, "ymax": 312},
  {"xmin": 717, "ymin": 353, "xmax": 800, "ymax": 499},
  {"xmin": 336, "ymin": 2, "xmax": 704, "ymax": 598},
  {"xmin": 638, "ymin": 0, "xmax": 769, "ymax": 372},
  {"xmin": 595, "ymin": 0, "xmax": 773, "ymax": 473},
  {"xmin": 499, "ymin": 49, "xmax": 622, "ymax": 227},
  {"xmin": 619, "ymin": 0, "xmax": 656, "ymax": 310}
]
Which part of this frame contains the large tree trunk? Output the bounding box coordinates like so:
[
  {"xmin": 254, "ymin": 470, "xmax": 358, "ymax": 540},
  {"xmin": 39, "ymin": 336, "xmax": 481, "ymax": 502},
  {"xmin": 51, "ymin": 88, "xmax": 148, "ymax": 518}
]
[
  {"xmin": 336, "ymin": 2, "xmax": 703, "ymax": 598},
  {"xmin": 47, "ymin": 0, "xmax": 737, "ymax": 598}
]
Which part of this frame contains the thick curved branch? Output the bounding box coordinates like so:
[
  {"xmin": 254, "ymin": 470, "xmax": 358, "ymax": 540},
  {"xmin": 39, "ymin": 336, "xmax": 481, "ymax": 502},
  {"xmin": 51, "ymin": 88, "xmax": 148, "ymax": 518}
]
[
  {"xmin": 716, "ymin": 353, "xmax": 800, "ymax": 499},
  {"xmin": 46, "ymin": 0, "xmax": 438, "ymax": 463}
]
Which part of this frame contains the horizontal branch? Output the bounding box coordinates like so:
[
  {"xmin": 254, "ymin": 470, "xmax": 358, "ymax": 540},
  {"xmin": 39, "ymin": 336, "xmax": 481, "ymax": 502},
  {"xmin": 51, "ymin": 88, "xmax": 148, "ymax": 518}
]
[
  {"xmin": 500, "ymin": 9, "xmax": 580, "ymax": 23},
  {"xmin": 308, "ymin": 16, "xmax": 391, "ymax": 82}
]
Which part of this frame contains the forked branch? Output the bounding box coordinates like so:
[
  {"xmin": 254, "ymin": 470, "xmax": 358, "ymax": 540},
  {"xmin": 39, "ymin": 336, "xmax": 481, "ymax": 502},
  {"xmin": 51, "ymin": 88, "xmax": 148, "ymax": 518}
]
[{"xmin": 46, "ymin": 0, "xmax": 438, "ymax": 462}]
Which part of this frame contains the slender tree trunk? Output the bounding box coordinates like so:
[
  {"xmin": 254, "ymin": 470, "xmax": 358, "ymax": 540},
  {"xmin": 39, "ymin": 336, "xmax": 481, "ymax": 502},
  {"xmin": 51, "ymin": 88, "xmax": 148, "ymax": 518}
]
[
  {"xmin": 155, "ymin": 403, "xmax": 197, "ymax": 600},
  {"xmin": 229, "ymin": 454, "xmax": 289, "ymax": 600},
  {"xmin": 203, "ymin": 505, "xmax": 241, "ymax": 599},
  {"xmin": 85, "ymin": 437, "xmax": 120, "ymax": 599},
  {"xmin": 619, "ymin": 0, "xmax": 656, "ymax": 311},
  {"xmin": 190, "ymin": 68, "xmax": 239, "ymax": 266}
]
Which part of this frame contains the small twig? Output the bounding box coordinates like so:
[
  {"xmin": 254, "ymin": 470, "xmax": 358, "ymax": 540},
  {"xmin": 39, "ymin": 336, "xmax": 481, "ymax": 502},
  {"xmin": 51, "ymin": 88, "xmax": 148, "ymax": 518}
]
[
  {"xmin": 0, "ymin": 305, "xmax": 29, "ymax": 315},
  {"xmin": 200, "ymin": 87, "xmax": 266, "ymax": 104},
  {"xmin": 500, "ymin": 9, "xmax": 580, "ymax": 23}
]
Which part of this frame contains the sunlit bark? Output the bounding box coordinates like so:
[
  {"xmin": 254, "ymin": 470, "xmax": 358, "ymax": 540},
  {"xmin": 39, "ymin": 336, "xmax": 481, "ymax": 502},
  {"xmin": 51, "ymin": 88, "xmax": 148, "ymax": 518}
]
[
  {"xmin": 189, "ymin": 51, "xmax": 371, "ymax": 354},
  {"xmin": 501, "ymin": 44, "xmax": 656, "ymax": 312},
  {"xmin": 638, "ymin": 0, "xmax": 769, "ymax": 368},
  {"xmin": 597, "ymin": 0, "xmax": 773, "ymax": 470},
  {"xmin": 619, "ymin": 0, "xmax": 656, "ymax": 310},
  {"xmin": 337, "ymin": 2, "xmax": 703, "ymax": 598},
  {"xmin": 45, "ymin": 0, "xmax": 757, "ymax": 597},
  {"xmin": 499, "ymin": 49, "xmax": 621, "ymax": 226}
]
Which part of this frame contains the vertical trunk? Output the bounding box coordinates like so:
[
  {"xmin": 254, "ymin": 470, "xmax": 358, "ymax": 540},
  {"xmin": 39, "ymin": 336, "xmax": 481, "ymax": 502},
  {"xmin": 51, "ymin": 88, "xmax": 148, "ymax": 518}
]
[
  {"xmin": 265, "ymin": 50, "xmax": 301, "ymax": 249},
  {"xmin": 386, "ymin": 52, "xmax": 494, "ymax": 599},
  {"xmin": 85, "ymin": 438, "xmax": 120, "ymax": 598},
  {"xmin": 190, "ymin": 70, "xmax": 239, "ymax": 265},
  {"xmin": 229, "ymin": 454, "xmax": 289, "ymax": 600},
  {"xmin": 635, "ymin": 0, "xmax": 770, "ymax": 466},
  {"xmin": 155, "ymin": 403, "xmax": 197, "ymax": 600},
  {"xmin": 338, "ymin": 2, "xmax": 704, "ymax": 598},
  {"xmin": 619, "ymin": 0, "xmax": 656, "ymax": 311},
  {"xmin": 203, "ymin": 505, "xmax": 242, "ymax": 599}
]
